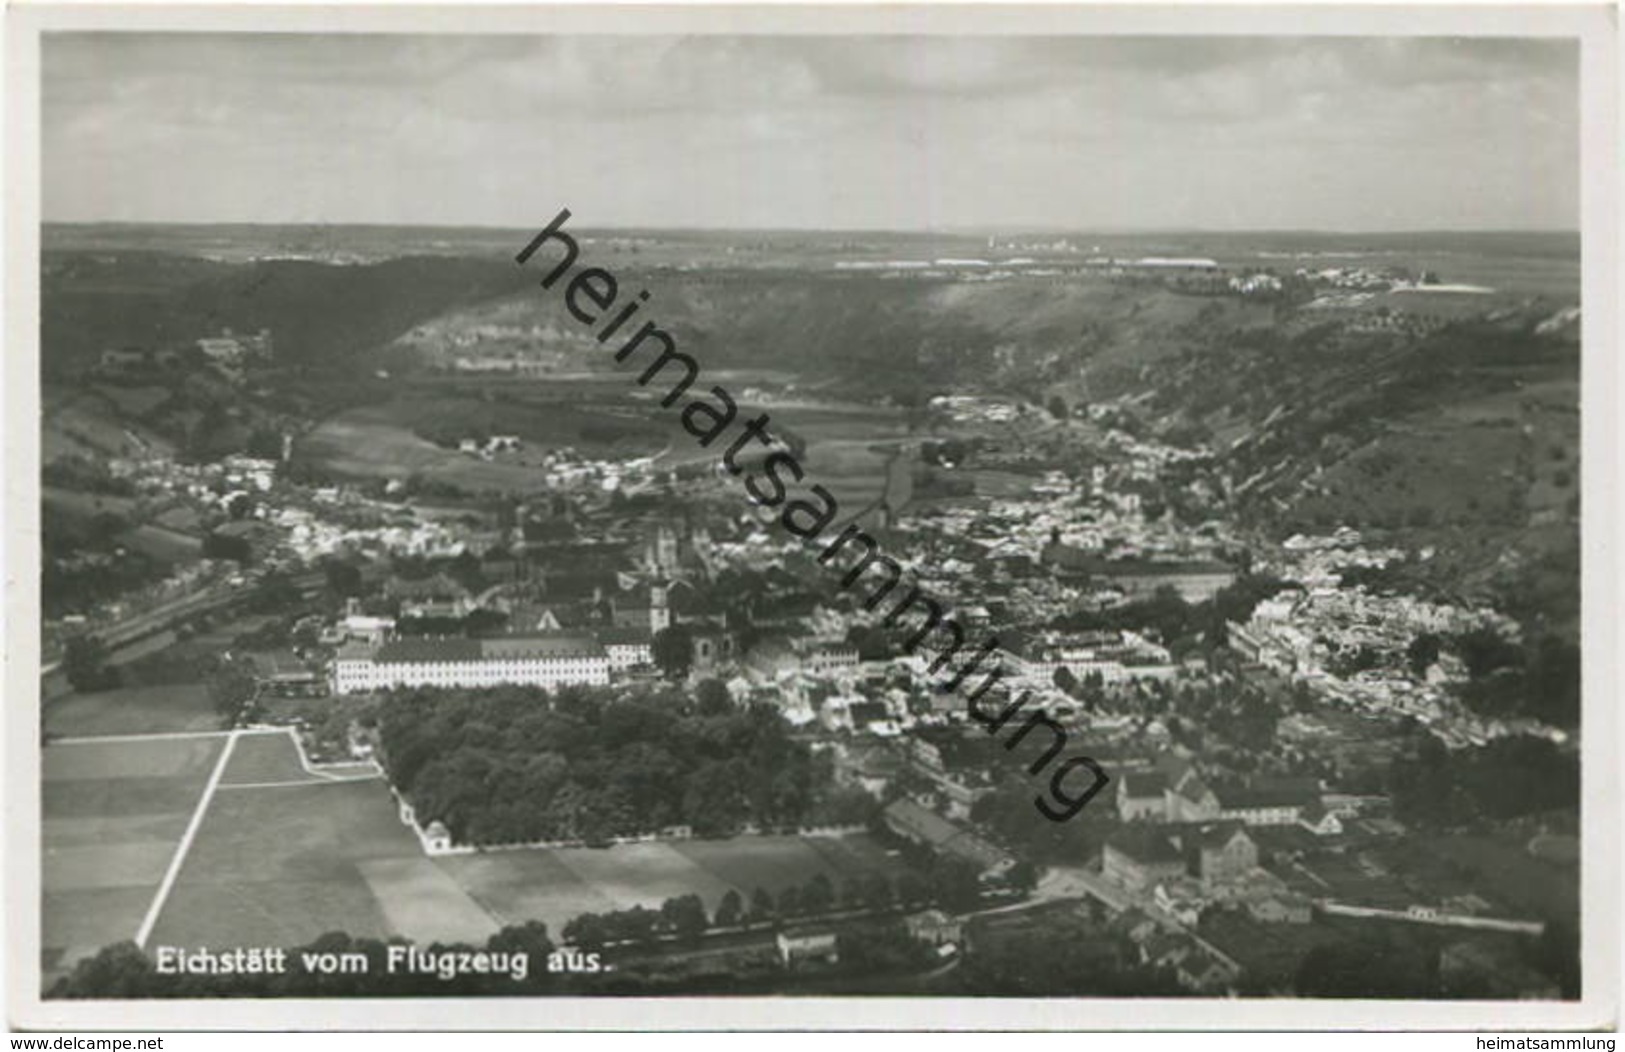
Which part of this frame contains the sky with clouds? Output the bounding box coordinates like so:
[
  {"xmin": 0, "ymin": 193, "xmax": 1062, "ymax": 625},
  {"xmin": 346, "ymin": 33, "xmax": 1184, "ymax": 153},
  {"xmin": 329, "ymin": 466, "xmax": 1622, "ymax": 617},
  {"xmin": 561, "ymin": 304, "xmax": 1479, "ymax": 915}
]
[{"xmin": 43, "ymin": 34, "xmax": 1579, "ymax": 231}]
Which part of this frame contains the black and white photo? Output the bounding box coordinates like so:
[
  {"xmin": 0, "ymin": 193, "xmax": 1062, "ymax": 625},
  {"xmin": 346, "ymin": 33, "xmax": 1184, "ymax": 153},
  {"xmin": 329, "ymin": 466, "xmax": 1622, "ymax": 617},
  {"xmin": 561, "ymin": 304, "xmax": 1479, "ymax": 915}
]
[{"xmin": 6, "ymin": 2, "xmax": 1619, "ymax": 1032}]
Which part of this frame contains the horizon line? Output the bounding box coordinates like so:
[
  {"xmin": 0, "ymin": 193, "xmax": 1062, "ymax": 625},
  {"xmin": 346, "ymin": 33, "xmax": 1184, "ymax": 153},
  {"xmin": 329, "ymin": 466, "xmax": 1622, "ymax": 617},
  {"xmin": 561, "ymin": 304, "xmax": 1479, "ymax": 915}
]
[{"xmin": 40, "ymin": 219, "xmax": 1582, "ymax": 238}]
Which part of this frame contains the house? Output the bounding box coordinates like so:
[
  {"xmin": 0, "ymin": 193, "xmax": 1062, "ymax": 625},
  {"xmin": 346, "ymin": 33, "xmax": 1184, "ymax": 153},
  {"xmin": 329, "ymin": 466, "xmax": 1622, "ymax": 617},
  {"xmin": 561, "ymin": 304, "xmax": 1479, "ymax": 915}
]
[
  {"xmin": 1141, "ymin": 931, "xmax": 1198, "ymax": 971},
  {"xmin": 405, "ymin": 598, "xmax": 474, "ymax": 621},
  {"xmin": 340, "ymin": 613, "xmax": 395, "ymax": 645},
  {"xmin": 1153, "ymin": 880, "xmax": 1205, "ymax": 926},
  {"xmin": 1195, "ymin": 824, "xmax": 1258, "ymax": 888},
  {"xmin": 198, "ymin": 337, "xmax": 249, "ymax": 364},
  {"xmin": 1176, "ymin": 947, "xmax": 1242, "ymax": 993},
  {"xmin": 1443, "ymin": 893, "xmax": 1493, "ymax": 917},
  {"xmin": 608, "ymin": 585, "xmax": 671, "ymax": 634},
  {"xmin": 386, "ymin": 574, "xmax": 473, "ymax": 619},
  {"xmin": 776, "ymin": 927, "xmax": 839, "ymax": 968},
  {"xmin": 1165, "ymin": 767, "xmax": 1221, "ymax": 822},
  {"xmin": 688, "ymin": 620, "xmax": 735, "ymax": 673},
  {"xmin": 883, "ymin": 798, "xmax": 1015, "ymax": 878},
  {"xmin": 1116, "ymin": 771, "xmax": 1170, "ymax": 822},
  {"xmin": 847, "ymin": 700, "xmax": 892, "ymax": 734},
  {"xmin": 903, "ymin": 909, "xmax": 963, "ymax": 948},
  {"xmin": 1102, "ymin": 828, "xmax": 1188, "ymax": 893},
  {"xmin": 1297, "ymin": 800, "xmax": 1344, "ymax": 836},
  {"xmin": 1213, "ymin": 779, "xmax": 1319, "ymax": 826},
  {"xmin": 802, "ymin": 642, "xmax": 860, "ymax": 674},
  {"xmin": 256, "ymin": 666, "xmax": 327, "ymax": 698},
  {"xmin": 833, "ymin": 743, "xmax": 903, "ymax": 797},
  {"xmin": 1107, "ymin": 907, "xmax": 1160, "ymax": 948},
  {"xmin": 1039, "ymin": 550, "xmax": 1236, "ymax": 603},
  {"xmin": 423, "ymin": 820, "xmax": 453, "ymax": 853},
  {"xmin": 595, "ymin": 625, "xmax": 653, "ymax": 672},
  {"xmin": 1246, "ymin": 892, "xmax": 1313, "ymax": 925},
  {"xmin": 197, "ymin": 328, "xmax": 272, "ymax": 365},
  {"xmin": 909, "ymin": 727, "xmax": 987, "ymax": 774},
  {"xmin": 330, "ymin": 633, "xmax": 611, "ymax": 694}
]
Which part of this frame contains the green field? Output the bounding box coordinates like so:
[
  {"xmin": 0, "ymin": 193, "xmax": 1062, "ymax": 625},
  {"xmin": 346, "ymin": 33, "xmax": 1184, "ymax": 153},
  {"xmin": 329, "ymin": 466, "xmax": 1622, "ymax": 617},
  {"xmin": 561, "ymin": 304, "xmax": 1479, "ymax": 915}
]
[
  {"xmin": 54, "ymin": 729, "xmax": 909, "ymax": 973},
  {"xmin": 149, "ymin": 773, "xmax": 422, "ymax": 952},
  {"xmin": 1418, "ymin": 834, "xmax": 1580, "ymax": 927},
  {"xmin": 215, "ymin": 730, "xmax": 330, "ymax": 785},
  {"xmin": 439, "ymin": 832, "xmax": 907, "ymax": 939},
  {"xmin": 42, "ymin": 734, "xmax": 227, "ymax": 985},
  {"xmin": 305, "ymin": 379, "xmax": 924, "ymax": 514},
  {"xmin": 148, "ymin": 732, "xmax": 452, "ymax": 952},
  {"xmin": 303, "ymin": 409, "xmax": 539, "ymax": 487},
  {"xmin": 116, "ymin": 524, "xmax": 203, "ymax": 564},
  {"xmin": 303, "ymin": 392, "xmax": 670, "ymax": 490},
  {"xmin": 44, "ymin": 684, "xmax": 221, "ymax": 739}
]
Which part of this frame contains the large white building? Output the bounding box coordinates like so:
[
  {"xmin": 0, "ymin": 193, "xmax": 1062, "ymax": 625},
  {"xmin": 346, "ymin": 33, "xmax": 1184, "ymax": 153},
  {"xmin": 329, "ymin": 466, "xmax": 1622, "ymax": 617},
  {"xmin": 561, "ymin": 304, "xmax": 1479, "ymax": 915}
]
[
  {"xmin": 595, "ymin": 626, "xmax": 654, "ymax": 672},
  {"xmin": 330, "ymin": 633, "xmax": 610, "ymax": 695}
]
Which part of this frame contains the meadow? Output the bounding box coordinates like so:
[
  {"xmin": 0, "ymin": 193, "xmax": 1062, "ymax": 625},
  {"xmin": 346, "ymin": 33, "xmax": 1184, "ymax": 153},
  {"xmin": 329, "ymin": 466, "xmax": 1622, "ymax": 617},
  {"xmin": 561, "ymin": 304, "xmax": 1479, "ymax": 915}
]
[
  {"xmin": 305, "ymin": 377, "xmax": 924, "ymax": 515},
  {"xmin": 42, "ymin": 734, "xmax": 227, "ymax": 985},
  {"xmin": 44, "ymin": 683, "xmax": 221, "ymax": 739},
  {"xmin": 149, "ymin": 775, "xmax": 420, "ymax": 952},
  {"xmin": 439, "ymin": 833, "xmax": 905, "ymax": 939},
  {"xmin": 77, "ymin": 730, "xmax": 914, "ymax": 961}
]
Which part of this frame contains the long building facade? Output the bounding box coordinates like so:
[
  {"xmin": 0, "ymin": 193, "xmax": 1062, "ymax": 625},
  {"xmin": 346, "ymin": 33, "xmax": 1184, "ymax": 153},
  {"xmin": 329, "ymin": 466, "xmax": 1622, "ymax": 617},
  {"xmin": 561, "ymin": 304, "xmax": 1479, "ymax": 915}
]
[{"xmin": 331, "ymin": 633, "xmax": 611, "ymax": 694}]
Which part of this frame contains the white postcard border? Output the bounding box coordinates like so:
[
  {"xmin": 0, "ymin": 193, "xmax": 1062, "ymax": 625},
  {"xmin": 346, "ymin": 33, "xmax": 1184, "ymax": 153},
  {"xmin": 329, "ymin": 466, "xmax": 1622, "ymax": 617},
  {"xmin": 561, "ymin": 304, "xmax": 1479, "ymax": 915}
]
[{"xmin": 5, "ymin": 0, "xmax": 1618, "ymax": 1031}]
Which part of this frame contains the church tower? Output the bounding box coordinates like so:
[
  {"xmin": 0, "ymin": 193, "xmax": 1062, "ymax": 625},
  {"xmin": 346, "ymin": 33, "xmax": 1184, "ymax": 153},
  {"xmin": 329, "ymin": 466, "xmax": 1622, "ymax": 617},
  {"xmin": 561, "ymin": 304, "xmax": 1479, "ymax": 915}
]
[
  {"xmin": 645, "ymin": 523, "xmax": 679, "ymax": 574},
  {"xmin": 649, "ymin": 583, "xmax": 671, "ymax": 633}
]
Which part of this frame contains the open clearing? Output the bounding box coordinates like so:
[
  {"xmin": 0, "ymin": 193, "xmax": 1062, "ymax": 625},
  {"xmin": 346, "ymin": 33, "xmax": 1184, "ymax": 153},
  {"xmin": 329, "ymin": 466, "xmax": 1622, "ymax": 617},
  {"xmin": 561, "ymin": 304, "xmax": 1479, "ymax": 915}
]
[
  {"xmin": 308, "ymin": 381, "xmax": 920, "ymax": 513},
  {"xmin": 215, "ymin": 729, "xmax": 337, "ymax": 786},
  {"xmin": 150, "ymin": 774, "xmax": 423, "ymax": 952},
  {"xmin": 439, "ymin": 832, "xmax": 908, "ymax": 938},
  {"xmin": 42, "ymin": 734, "xmax": 226, "ymax": 985},
  {"xmin": 303, "ymin": 394, "xmax": 668, "ymax": 491},
  {"xmin": 50, "ymin": 728, "xmax": 908, "ymax": 982},
  {"xmin": 44, "ymin": 683, "xmax": 221, "ymax": 739}
]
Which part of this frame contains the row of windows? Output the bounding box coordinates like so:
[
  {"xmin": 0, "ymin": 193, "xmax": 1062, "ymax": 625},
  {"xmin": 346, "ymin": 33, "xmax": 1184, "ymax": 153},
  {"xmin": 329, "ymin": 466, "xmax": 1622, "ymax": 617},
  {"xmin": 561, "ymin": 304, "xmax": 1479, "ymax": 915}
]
[
  {"xmin": 377, "ymin": 659, "xmax": 604, "ymax": 670},
  {"xmin": 378, "ymin": 672, "xmax": 610, "ymax": 685},
  {"xmin": 331, "ymin": 658, "xmax": 610, "ymax": 694}
]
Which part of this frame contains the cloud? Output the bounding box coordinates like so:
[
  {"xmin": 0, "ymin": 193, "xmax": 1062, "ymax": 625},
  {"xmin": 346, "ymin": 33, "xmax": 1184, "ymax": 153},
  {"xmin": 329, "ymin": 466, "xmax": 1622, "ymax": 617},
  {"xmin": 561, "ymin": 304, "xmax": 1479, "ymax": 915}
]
[{"xmin": 41, "ymin": 33, "xmax": 1578, "ymax": 230}]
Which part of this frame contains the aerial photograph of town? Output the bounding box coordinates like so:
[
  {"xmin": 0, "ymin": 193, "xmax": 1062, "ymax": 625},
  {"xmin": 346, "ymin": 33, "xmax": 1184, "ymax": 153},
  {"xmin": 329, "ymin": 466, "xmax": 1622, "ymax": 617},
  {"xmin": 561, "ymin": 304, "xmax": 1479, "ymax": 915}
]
[{"xmin": 26, "ymin": 25, "xmax": 1594, "ymax": 1016}]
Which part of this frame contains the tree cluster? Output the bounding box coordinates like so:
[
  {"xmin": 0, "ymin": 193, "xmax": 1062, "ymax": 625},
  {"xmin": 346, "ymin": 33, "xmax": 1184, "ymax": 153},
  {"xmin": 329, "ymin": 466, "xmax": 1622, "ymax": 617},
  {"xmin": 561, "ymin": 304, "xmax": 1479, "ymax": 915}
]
[
  {"xmin": 651, "ymin": 625, "xmax": 696, "ymax": 680},
  {"xmin": 1294, "ymin": 927, "xmax": 1439, "ymax": 998},
  {"xmin": 1050, "ymin": 585, "xmax": 1197, "ymax": 644},
  {"xmin": 61, "ymin": 635, "xmax": 121, "ymax": 693},
  {"xmin": 1455, "ymin": 629, "xmax": 1580, "ymax": 728},
  {"xmin": 43, "ymin": 510, "xmax": 166, "ymax": 618},
  {"xmin": 951, "ymin": 912, "xmax": 1183, "ymax": 997},
  {"xmin": 562, "ymin": 894, "xmax": 710, "ymax": 950},
  {"xmin": 1387, "ymin": 733, "xmax": 1579, "ymax": 826},
  {"xmin": 43, "ymin": 456, "xmax": 138, "ymax": 497},
  {"xmin": 206, "ymin": 657, "xmax": 258, "ymax": 720},
  {"xmin": 557, "ymin": 867, "xmax": 915, "ymax": 953},
  {"xmin": 834, "ymin": 920, "xmax": 938, "ymax": 975},
  {"xmin": 377, "ymin": 687, "xmax": 867, "ymax": 844}
]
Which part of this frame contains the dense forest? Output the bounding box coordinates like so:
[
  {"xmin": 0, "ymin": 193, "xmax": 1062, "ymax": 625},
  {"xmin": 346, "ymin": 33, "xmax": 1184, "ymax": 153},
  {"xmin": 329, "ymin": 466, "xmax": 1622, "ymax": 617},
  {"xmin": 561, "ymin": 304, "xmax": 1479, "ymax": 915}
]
[
  {"xmin": 41, "ymin": 252, "xmax": 534, "ymax": 379},
  {"xmin": 1387, "ymin": 732, "xmax": 1579, "ymax": 826},
  {"xmin": 377, "ymin": 686, "xmax": 876, "ymax": 845}
]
